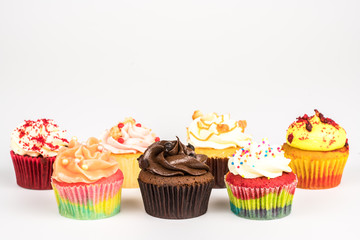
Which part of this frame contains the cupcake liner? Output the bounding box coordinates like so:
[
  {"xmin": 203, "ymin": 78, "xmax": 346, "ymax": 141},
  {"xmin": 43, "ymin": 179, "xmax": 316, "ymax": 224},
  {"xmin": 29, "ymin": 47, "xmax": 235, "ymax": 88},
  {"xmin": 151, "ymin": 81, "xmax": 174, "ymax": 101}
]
[
  {"xmin": 112, "ymin": 153, "xmax": 141, "ymax": 188},
  {"xmin": 52, "ymin": 179, "xmax": 123, "ymax": 220},
  {"xmin": 289, "ymin": 155, "xmax": 348, "ymax": 189},
  {"xmin": 138, "ymin": 179, "xmax": 213, "ymax": 219},
  {"xmin": 206, "ymin": 157, "xmax": 229, "ymax": 188},
  {"xmin": 282, "ymin": 144, "xmax": 349, "ymax": 189},
  {"xmin": 10, "ymin": 151, "xmax": 55, "ymax": 190},
  {"xmin": 225, "ymin": 179, "xmax": 297, "ymax": 220}
]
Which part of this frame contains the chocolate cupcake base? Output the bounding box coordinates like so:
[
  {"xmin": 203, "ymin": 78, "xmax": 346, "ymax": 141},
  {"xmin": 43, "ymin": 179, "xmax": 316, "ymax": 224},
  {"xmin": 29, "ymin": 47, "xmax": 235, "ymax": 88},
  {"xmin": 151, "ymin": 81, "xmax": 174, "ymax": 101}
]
[
  {"xmin": 206, "ymin": 157, "xmax": 229, "ymax": 188},
  {"xmin": 138, "ymin": 171, "xmax": 214, "ymax": 219}
]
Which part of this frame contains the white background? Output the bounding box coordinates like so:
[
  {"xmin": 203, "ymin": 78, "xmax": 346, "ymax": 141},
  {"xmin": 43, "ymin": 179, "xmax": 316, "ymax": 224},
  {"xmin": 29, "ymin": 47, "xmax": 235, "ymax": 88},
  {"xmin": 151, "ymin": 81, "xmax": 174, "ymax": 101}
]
[{"xmin": 0, "ymin": 1, "xmax": 359, "ymax": 239}]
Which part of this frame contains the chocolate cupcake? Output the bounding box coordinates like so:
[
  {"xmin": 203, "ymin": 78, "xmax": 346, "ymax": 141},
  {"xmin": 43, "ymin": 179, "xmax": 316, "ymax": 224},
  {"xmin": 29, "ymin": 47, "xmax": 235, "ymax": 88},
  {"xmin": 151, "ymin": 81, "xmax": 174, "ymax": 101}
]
[{"xmin": 137, "ymin": 137, "xmax": 214, "ymax": 219}]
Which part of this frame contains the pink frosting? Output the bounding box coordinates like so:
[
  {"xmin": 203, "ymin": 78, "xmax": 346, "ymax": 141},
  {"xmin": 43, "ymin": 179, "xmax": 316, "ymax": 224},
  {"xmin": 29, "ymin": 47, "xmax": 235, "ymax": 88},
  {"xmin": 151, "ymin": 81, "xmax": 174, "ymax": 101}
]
[{"xmin": 101, "ymin": 121, "xmax": 158, "ymax": 154}]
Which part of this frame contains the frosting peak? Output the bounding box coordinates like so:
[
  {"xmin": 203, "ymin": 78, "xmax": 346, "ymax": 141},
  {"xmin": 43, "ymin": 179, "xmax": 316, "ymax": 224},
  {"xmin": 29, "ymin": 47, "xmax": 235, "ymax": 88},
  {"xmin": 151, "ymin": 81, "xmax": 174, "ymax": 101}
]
[
  {"xmin": 11, "ymin": 119, "xmax": 68, "ymax": 157},
  {"xmin": 286, "ymin": 110, "xmax": 347, "ymax": 151},
  {"xmin": 187, "ymin": 110, "xmax": 252, "ymax": 149},
  {"xmin": 101, "ymin": 117, "xmax": 159, "ymax": 154},
  {"xmin": 52, "ymin": 137, "xmax": 119, "ymax": 183},
  {"xmin": 138, "ymin": 137, "xmax": 210, "ymax": 176},
  {"xmin": 228, "ymin": 138, "xmax": 292, "ymax": 179}
]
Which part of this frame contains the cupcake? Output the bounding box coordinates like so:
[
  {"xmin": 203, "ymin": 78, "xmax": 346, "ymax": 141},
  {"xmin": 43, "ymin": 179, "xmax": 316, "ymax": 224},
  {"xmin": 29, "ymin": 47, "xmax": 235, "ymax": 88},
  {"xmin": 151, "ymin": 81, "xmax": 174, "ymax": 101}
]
[
  {"xmin": 225, "ymin": 138, "xmax": 297, "ymax": 220},
  {"xmin": 187, "ymin": 110, "xmax": 252, "ymax": 188},
  {"xmin": 137, "ymin": 137, "xmax": 214, "ymax": 219},
  {"xmin": 10, "ymin": 119, "xmax": 69, "ymax": 190},
  {"xmin": 51, "ymin": 137, "xmax": 123, "ymax": 220},
  {"xmin": 282, "ymin": 109, "xmax": 349, "ymax": 189},
  {"xmin": 101, "ymin": 117, "xmax": 159, "ymax": 188}
]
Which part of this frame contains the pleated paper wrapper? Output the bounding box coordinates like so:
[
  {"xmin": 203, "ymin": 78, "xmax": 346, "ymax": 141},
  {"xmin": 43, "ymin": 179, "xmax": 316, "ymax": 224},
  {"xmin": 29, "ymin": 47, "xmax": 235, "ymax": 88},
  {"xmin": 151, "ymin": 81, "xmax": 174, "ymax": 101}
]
[
  {"xmin": 138, "ymin": 179, "xmax": 213, "ymax": 219},
  {"xmin": 112, "ymin": 153, "xmax": 141, "ymax": 188},
  {"xmin": 11, "ymin": 151, "xmax": 56, "ymax": 190},
  {"xmin": 225, "ymin": 178, "xmax": 297, "ymax": 220},
  {"xmin": 52, "ymin": 179, "xmax": 123, "ymax": 220}
]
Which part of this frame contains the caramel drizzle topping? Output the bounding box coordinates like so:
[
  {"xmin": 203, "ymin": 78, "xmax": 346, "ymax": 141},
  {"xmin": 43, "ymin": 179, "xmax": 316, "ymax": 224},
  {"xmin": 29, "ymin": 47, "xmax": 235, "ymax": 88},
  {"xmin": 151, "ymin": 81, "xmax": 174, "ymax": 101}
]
[
  {"xmin": 189, "ymin": 110, "xmax": 247, "ymax": 142},
  {"xmin": 190, "ymin": 122, "xmax": 239, "ymax": 142},
  {"xmin": 197, "ymin": 114, "xmax": 224, "ymax": 130},
  {"xmin": 238, "ymin": 120, "xmax": 247, "ymax": 133}
]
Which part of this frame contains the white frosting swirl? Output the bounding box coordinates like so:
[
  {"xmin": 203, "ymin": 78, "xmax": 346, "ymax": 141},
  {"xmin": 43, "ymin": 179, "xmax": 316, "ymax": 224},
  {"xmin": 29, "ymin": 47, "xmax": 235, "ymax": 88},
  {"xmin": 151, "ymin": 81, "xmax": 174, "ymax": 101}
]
[
  {"xmin": 11, "ymin": 119, "xmax": 68, "ymax": 157},
  {"xmin": 101, "ymin": 118, "xmax": 157, "ymax": 154},
  {"xmin": 228, "ymin": 138, "xmax": 292, "ymax": 179},
  {"xmin": 187, "ymin": 112, "xmax": 252, "ymax": 149}
]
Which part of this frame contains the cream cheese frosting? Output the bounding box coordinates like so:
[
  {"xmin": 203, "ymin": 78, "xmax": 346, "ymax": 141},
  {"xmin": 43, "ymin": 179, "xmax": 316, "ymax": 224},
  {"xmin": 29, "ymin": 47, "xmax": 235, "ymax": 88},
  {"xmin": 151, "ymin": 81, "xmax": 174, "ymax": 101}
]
[
  {"xmin": 101, "ymin": 117, "xmax": 158, "ymax": 154},
  {"xmin": 286, "ymin": 109, "xmax": 347, "ymax": 151},
  {"xmin": 187, "ymin": 110, "xmax": 252, "ymax": 149},
  {"xmin": 52, "ymin": 137, "xmax": 119, "ymax": 183},
  {"xmin": 228, "ymin": 138, "xmax": 292, "ymax": 179},
  {"xmin": 11, "ymin": 119, "xmax": 68, "ymax": 157}
]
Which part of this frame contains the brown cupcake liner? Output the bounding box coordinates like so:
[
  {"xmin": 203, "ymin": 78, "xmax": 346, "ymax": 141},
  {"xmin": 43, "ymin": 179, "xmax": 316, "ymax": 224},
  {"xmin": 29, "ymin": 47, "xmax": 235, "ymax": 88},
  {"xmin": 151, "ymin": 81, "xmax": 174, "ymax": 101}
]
[
  {"xmin": 138, "ymin": 179, "xmax": 214, "ymax": 219},
  {"xmin": 10, "ymin": 151, "xmax": 56, "ymax": 190},
  {"xmin": 206, "ymin": 157, "xmax": 229, "ymax": 188}
]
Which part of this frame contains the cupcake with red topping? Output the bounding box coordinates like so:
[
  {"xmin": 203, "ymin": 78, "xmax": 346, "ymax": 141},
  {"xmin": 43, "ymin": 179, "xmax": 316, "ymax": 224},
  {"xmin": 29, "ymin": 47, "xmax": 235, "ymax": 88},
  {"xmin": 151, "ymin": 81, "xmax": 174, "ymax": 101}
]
[
  {"xmin": 101, "ymin": 117, "xmax": 159, "ymax": 188},
  {"xmin": 282, "ymin": 110, "xmax": 349, "ymax": 189},
  {"xmin": 10, "ymin": 119, "xmax": 69, "ymax": 189},
  {"xmin": 187, "ymin": 110, "xmax": 252, "ymax": 188},
  {"xmin": 52, "ymin": 137, "xmax": 123, "ymax": 220},
  {"xmin": 225, "ymin": 138, "xmax": 297, "ymax": 220}
]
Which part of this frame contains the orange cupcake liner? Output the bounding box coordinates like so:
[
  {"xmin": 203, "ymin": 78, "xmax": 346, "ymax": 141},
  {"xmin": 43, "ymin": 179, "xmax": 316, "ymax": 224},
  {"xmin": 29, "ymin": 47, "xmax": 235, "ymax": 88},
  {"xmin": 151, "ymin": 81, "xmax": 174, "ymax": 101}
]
[{"xmin": 283, "ymin": 144, "xmax": 349, "ymax": 189}]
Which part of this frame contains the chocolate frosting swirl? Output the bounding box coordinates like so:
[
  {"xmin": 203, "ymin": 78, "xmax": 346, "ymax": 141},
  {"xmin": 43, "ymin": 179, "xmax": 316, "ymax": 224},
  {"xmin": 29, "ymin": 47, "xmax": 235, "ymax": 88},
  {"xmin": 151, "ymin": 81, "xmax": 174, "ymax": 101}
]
[{"xmin": 138, "ymin": 137, "xmax": 209, "ymax": 176}]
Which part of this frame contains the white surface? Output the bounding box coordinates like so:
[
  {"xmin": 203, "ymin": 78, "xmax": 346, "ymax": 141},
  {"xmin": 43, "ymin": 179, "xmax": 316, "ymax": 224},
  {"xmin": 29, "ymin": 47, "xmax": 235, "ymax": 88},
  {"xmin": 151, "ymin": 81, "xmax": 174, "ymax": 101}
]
[{"xmin": 0, "ymin": 1, "xmax": 359, "ymax": 239}]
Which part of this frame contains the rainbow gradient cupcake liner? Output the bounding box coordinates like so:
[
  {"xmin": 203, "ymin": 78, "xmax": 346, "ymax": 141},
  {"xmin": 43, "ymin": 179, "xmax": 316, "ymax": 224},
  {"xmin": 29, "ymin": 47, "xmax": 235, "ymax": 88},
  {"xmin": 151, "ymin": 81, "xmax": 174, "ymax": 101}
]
[
  {"xmin": 225, "ymin": 179, "xmax": 297, "ymax": 220},
  {"xmin": 112, "ymin": 153, "xmax": 141, "ymax": 188},
  {"xmin": 10, "ymin": 151, "xmax": 56, "ymax": 190},
  {"xmin": 52, "ymin": 180, "xmax": 123, "ymax": 220}
]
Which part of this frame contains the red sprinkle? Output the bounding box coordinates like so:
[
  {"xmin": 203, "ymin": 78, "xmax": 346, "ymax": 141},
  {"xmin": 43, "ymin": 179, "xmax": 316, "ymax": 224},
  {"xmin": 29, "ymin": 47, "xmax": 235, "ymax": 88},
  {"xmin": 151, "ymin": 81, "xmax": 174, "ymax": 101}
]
[
  {"xmin": 19, "ymin": 130, "xmax": 26, "ymax": 139},
  {"xmin": 118, "ymin": 123, "xmax": 124, "ymax": 128},
  {"xmin": 118, "ymin": 137, "xmax": 125, "ymax": 144},
  {"xmin": 155, "ymin": 137, "xmax": 160, "ymax": 142},
  {"xmin": 314, "ymin": 109, "xmax": 340, "ymax": 129},
  {"xmin": 136, "ymin": 123, "xmax": 142, "ymax": 127},
  {"xmin": 288, "ymin": 133, "xmax": 294, "ymax": 143}
]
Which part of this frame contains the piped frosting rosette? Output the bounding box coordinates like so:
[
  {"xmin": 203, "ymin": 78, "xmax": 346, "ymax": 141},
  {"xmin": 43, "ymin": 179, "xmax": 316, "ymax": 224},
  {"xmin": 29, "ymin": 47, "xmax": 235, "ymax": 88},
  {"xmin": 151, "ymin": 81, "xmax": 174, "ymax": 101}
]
[
  {"xmin": 228, "ymin": 138, "xmax": 292, "ymax": 179},
  {"xmin": 11, "ymin": 119, "xmax": 69, "ymax": 157},
  {"xmin": 286, "ymin": 109, "xmax": 347, "ymax": 151},
  {"xmin": 187, "ymin": 110, "xmax": 251, "ymax": 149},
  {"xmin": 51, "ymin": 137, "xmax": 123, "ymax": 220},
  {"xmin": 101, "ymin": 117, "xmax": 159, "ymax": 154},
  {"xmin": 225, "ymin": 138, "xmax": 297, "ymax": 220}
]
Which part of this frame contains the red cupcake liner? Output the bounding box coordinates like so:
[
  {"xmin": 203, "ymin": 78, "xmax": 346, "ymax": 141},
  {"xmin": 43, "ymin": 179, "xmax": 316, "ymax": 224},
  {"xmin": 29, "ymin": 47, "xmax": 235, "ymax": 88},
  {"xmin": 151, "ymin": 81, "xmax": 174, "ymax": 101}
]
[{"xmin": 10, "ymin": 151, "xmax": 56, "ymax": 190}]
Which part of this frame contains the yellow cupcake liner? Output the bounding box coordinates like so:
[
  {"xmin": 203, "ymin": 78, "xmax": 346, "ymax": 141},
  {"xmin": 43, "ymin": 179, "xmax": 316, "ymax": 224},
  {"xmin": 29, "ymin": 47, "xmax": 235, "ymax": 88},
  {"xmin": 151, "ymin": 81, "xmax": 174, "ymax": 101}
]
[
  {"xmin": 112, "ymin": 153, "xmax": 142, "ymax": 188},
  {"xmin": 283, "ymin": 144, "xmax": 349, "ymax": 189}
]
